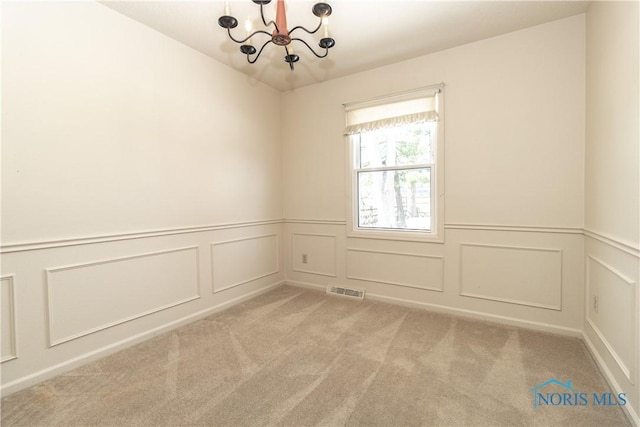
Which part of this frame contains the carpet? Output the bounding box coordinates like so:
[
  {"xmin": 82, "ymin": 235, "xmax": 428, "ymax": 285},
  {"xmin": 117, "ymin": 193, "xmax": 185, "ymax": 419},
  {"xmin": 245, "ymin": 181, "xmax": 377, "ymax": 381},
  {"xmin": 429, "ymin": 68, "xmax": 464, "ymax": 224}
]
[{"xmin": 1, "ymin": 285, "xmax": 631, "ymax": 426}]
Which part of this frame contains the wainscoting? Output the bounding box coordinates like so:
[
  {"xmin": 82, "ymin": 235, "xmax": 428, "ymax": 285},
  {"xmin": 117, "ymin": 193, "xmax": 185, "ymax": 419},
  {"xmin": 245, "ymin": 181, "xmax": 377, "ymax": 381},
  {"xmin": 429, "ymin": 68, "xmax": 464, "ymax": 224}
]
[
  {"xmin": 459, "ymin": 243, "xmax": 562, "ymax": 310},
  {"xmin": 211, "ymin": 234, "xmax": 280, "ymax": 293},
  {"xmin": 291, "ymin": 233, "xmax": 336, "ymax": 277},
  {"xmin": 346, "ymin": 248, "xmax": 444, "ymax": 292},
  {"xmin": 583, "ymin": 231, "xmax": 639, "ymax": 424},
  {"xmin": 285, "ymin": 220, "xmax": 584, "ymax": 336},
  {"xmin": 284, "ymin": 219, "xmax": 640, "ymax": 423},
  {"xmin": 46, "ymin": 246, "xmax": 201, "ymax": 346},
  {"xmin": 3, "ymin": 218, "xmax": 638, "ymax": 424},
  {"xmin": 586, "ymin": 255, "xmax": 636, "ymax": 382},
  {"xmin": 1, "ymin": 275, "xmax": 18, "ymax": 363},
  {"xmin": 0, "ymin": 220, "xmax": 284, "ymax": 396}
]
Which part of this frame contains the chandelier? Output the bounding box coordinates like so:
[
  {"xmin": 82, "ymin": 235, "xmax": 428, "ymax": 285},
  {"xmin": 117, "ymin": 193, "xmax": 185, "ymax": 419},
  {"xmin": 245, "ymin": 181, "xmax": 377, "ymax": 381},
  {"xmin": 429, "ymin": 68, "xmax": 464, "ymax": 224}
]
[{"xmin": 218, "ymin": 0, "xmax": 335, "ymax": 70}]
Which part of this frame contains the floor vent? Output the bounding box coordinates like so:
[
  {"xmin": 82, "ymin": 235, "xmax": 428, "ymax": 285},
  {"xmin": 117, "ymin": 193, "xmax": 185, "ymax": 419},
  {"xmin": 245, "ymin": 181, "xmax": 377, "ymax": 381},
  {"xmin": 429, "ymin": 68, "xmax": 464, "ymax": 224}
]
[{"xmin": 326, "ymin": 285, "xmax": 365, "ymax": 300}]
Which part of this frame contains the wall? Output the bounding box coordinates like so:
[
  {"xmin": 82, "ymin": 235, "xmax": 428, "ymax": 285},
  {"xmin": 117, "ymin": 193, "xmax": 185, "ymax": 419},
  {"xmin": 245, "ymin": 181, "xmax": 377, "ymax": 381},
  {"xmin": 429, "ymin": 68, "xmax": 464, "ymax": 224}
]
[
  {"xmin": 584, "ymin": 1, "xmax": 640, "ymax": 423},
  {"xmin": 0, "ymin": 2, "xmax": 284, "ymax": 394},
  {"xmin": 282, "ymin": 15, "xmax": 586, "ymax": 334}
]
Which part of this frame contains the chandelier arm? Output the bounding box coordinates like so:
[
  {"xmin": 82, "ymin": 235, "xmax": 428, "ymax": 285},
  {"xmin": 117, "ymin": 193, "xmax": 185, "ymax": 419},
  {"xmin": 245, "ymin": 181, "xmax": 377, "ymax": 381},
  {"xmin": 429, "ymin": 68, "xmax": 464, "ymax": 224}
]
[
  {"xmin": 247, "ymin": 40, "xmax": 274, "ymax": 64},
  {"xmin": 292, "ymin": 38, "xmax": 329, "ymax": 59},
  {"xmin": 259, "ymin": 2, "xmax": 280, "ymax": 33},
  {"xmin": 288, "ymin": 19, "xmax": 322, "ymax": 36},
  {"xmin": 219, "ymin": 2, "xmax": 335, "ymax": 70},
  {"xmin": 226, "ymin": 27, "xmax": 272, "ymax": 45}
]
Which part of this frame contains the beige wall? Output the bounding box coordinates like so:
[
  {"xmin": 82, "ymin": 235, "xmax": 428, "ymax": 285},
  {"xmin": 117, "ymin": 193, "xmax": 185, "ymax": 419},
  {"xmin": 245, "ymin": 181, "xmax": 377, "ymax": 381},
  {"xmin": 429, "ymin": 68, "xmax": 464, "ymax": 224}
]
[
  {"xmin": 584, "ymin": 1, "xmax": 640, "ymax": 423},
  {"xmin": 283, "ymin": 16, "xmax": 585, "ymax": 227},
  {"xmin": 1, "ymin": 2, "xmax": 284, "ymax": 393},
  {"xmin": 2, "ymin": 2, "xmax": 282, "ymax": 244},
  {"xmin": 585, "ymin": 2, "xmax": 640, "ymax": 247},
  {"xmin": 283, "ymin": 15, "xmax": 586, "ymax": 336}
]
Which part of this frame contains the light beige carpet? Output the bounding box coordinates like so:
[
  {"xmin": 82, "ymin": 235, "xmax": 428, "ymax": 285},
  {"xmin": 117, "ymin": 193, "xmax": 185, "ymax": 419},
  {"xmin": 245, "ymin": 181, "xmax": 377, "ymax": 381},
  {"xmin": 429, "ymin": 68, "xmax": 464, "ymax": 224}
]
[{"xmin": 1, "ymin": 285, "xmax": 631, "ymax": 426}]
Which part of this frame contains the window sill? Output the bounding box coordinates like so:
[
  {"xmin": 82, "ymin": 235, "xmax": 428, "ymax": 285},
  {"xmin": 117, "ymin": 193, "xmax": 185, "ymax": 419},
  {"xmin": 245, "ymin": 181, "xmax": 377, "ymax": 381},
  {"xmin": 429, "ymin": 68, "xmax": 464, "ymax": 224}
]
[{"xmin": 346, "ymin": 228, "xmax": 444, "ymax": 244}]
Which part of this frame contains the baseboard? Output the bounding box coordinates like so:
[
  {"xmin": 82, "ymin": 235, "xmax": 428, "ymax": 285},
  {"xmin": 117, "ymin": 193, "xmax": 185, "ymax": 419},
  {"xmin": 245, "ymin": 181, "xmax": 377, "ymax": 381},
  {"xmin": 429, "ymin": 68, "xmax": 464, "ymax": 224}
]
[
  {"xmin": 583, "ymin": 332, "xmax": 640, "ymax": 426},
  {"xmin": 285, "ymin": 280, "xmax": 326, "ymax": 292},
  {"xmin": 1, "ymin": 280, "xmax": 284, "ymax": 397},
  {"xmin": 284, "ymin": 280, "xmax": 582, "ymax": 338}
]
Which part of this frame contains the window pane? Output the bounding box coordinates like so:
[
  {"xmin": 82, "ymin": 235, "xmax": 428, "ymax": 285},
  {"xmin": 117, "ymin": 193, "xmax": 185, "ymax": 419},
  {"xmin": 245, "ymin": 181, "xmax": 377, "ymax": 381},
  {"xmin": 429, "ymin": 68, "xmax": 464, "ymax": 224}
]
[
  {"xmin": 358, "ymin": 168, "xmax": 431, "ymax": 231},
  {"xmin": 358, "ymin": 122, "xmax": 434, "ymax": 169}
]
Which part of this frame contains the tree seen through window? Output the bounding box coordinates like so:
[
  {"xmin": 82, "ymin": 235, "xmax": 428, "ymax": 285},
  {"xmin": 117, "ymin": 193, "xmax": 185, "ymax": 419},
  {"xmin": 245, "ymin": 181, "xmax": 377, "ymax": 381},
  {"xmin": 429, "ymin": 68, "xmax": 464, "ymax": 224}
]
[{"xmin": 356, "ymin": 121, "xmax": 434, "ymax": 231}]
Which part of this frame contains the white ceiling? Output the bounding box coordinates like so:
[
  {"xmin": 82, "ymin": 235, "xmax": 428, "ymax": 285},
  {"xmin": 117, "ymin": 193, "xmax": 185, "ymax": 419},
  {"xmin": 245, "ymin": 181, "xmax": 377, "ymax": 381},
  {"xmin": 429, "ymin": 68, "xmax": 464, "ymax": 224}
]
[{"xmin": 101, "ymin": 0, "xmax": 590, "ymax": 91}]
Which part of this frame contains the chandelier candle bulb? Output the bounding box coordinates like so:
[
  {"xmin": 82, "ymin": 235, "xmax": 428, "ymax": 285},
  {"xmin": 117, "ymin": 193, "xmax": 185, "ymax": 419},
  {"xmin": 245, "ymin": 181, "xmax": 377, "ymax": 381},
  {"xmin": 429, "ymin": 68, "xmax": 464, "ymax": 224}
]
[
  {"xmin": 323, "ymin": 17, "xmax": 329, "ymax": 38},
  {"xmin": 224, "ymin": 0, "xmax": 230, "ymax": 16},
  {"xmin": 245, "ymin": 18, "xmax": 252, "ymax": 45}
]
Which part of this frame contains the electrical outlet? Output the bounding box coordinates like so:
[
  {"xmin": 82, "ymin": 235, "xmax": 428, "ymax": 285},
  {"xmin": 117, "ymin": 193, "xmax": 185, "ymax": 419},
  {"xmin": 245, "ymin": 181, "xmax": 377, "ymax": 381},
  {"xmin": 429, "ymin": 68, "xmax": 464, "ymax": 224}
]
[
  {"xmin": 593, "ymin": 294, "xmax": 598, "ymax": 313},
  {"xmin": 302, "ymin": 254, "xmax": 308, "ymax": 264}
]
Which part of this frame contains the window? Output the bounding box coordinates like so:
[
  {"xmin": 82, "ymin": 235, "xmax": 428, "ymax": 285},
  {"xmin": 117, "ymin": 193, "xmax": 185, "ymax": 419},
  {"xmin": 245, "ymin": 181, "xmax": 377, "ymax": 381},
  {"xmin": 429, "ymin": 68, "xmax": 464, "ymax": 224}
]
[{"xmin": 345, "ymin": 86, "xmax": 444, "ymax": 241}]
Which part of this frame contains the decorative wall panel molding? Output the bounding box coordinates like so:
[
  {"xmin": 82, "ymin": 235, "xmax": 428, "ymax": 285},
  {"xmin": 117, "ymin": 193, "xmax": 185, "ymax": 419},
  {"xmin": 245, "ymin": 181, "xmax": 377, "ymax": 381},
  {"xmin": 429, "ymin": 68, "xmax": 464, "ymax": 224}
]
[
  {"xmin": 586, "ymin": 255, "xmax": 637, "ymax": 383},
  {"xmin": 346, "ymin": 248, "xmax": 444, "ymax": 291},
  {"xmin": 211, "ymin": 234, "xmax": 279, "ymax": 293},
  {"xmin": 46, "ymin": 247, "xmax": 201, "ymax": 346},
  {"xmin": 292, "ymin": 233, "xmax": 337, "ymax": 277},
  {"xmin": 284, "ymin": 218, "xmax": 346, "ymax": 225},
  {"xmin": 1, "ymin": 275, "xmax": 18, "ymax": 362},
  {"xmin": 445, "ymin": 223, "xmax": 583, "ymax": 235},
  {"xmin": 1, "ymin": 219, "xmax": 283, "ymax": 254},
  {"xmin": 460, "ymin": 243, "xmax": 562, "ymax": 310},
  {"xmin": 584, "ymin": 229, "xmax": 640, "ymax": 258}
]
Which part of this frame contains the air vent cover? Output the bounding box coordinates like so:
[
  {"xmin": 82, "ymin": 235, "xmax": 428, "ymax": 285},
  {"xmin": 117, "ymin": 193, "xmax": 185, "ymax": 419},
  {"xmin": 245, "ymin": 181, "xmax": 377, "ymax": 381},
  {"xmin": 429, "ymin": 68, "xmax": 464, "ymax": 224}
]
[{"xmin": 326, "ymin": 285, "xmax": 365, "ymax": 300}]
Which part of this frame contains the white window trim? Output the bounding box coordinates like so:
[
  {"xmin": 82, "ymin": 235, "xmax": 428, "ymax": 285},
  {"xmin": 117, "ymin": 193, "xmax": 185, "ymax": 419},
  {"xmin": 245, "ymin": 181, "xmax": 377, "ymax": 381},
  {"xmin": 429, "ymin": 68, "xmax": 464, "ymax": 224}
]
[{"xmin": 345, "ymin": 85, "xmax": 445, "ymax": 243}]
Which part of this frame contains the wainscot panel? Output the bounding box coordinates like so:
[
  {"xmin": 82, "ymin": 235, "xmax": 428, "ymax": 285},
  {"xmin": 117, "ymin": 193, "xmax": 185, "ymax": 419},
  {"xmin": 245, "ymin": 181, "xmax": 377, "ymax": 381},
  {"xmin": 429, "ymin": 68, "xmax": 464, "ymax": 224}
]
[
  {"xmin": 292, "ymin": 233, "xmax": 337, "ymax": 277},
  {"xmin": 460, "ymin": 243, "xmax": 563, "ymax": 310},
  {"xmin": 211, "ymin": 234, "xmax": 279, "ymax": 293},
  {"xmin": 586, "ymin": 255, "xmax": 637, "ymax": 383},
  {"xmin": 346, "ymin": 248, "xmax": 444, "ymax": 292},
  {"xmin": 1, "ymin": 275, "xmax": 18, "ymax": 362},
  {"xmin": 46, "ymin": 247, "xmax": 201, "ymax": 346}
]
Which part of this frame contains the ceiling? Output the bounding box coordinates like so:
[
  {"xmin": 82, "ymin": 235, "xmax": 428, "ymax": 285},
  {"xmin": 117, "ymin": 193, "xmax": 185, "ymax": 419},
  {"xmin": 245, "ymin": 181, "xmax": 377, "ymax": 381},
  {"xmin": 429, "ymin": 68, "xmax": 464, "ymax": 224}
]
[{"xmin": 101, "ymin": 0, "xmax": 590, "ymax": 91}]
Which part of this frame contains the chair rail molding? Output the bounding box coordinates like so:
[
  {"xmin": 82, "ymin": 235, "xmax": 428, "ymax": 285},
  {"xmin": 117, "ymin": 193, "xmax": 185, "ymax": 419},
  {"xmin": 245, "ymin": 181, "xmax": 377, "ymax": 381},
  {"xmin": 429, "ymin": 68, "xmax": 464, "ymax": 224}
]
[
  {"xmin": 1, "ymin": 219, "xmax": 284, "ymax": 254},
  {"xmin": 284, "ymin": 218, "xmax": 347, "ymax": 225},
  {"xmin": 445, "ymin": 223, "xmax": 583, "ymax": 234},
  {"xmin": 584, "ymin": 228, "xmax": 640, "ymax": 258}
]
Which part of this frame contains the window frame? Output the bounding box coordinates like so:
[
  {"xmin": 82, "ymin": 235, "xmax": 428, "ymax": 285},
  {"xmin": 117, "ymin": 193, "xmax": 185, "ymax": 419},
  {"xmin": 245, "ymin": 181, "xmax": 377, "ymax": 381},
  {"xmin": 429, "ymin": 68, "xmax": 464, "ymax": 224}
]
[{"xmin": 345, "ymin": 87, "xmax": 445, "ymax": 243}]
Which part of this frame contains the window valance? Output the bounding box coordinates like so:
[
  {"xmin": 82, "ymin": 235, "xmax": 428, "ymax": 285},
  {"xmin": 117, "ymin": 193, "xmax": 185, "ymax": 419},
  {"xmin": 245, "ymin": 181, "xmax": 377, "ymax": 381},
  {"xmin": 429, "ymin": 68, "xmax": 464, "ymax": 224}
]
[{"xmin": 344, "ymin": 86, "xmax": 441, "ymax": 136}]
